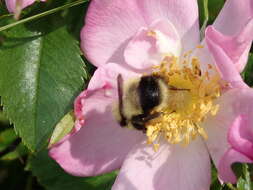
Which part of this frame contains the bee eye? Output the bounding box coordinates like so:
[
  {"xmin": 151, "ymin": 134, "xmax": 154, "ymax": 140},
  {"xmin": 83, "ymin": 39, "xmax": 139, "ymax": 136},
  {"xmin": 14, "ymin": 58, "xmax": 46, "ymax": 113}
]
[{"xmin": 138, "ymin": 76, "xmax": 161, "ymax": 113}]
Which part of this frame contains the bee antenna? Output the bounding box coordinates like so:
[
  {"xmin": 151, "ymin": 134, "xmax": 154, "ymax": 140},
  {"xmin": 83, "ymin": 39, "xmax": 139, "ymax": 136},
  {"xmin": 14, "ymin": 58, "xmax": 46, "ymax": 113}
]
[
  {"xmin": 168, "ymin": 86, "xmax": 190, "ymax": 91},
  {"xmin": 142, "ymin": 112, "xmax": 161, "ymax": 122},
  {"xmin": 117, "ymin": 74, "xmax": 127, "ymax": 126}
]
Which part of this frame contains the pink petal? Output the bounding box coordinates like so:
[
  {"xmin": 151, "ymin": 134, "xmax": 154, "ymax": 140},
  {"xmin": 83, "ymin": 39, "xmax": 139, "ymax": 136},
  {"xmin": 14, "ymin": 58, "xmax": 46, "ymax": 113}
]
[
  {"xmin": 204, "ymin": 88, "xmax": 253, "ymax": 183},
  {"xmin": 203, "ymin": 105, "xmax": 231, "ymax": 172},
  {"xmin": 81, "ymin": 0, "xmax": 146, "ymax": 67},
  {"xmin": 228, "ymin": 115, "xmax": 253, "ymax": 160},
  {"xmin": 207, "ymin": 21, "xmax": 253, "ymax": 72},
  {"xmin": 49, "ymin": 87, "xmax": 144, "ymax": 176},
  {"xmin": 205, "ymin": 27, "xmax": 248, "ymax": 89},
  {"xmin": 138, "ymin": 0, "xmax": 200, "ymax": 50},
  {"xmin": 124, "ymin": 19, "xmax": 181, "ymax": 70},
  {"xmin": 190, "ymin": 41, "xmax": 215, "ymax": 74},
  {"xmin": 50, "ymin": 64, "xmax": 144, "ymax": 176},
  {"xmin": 123, "ymin": 27, "xmax": 157, "ymax": 70},
  {"xmin": 112, "ymin": 138, "xmax": 210, "ymax": 190},
  {"xmin": 5, "ymin": 0, "xmax": 45, "ymax": 13},
  {"xmin": 213, "ymin": 0, "xmax": 253, "ymax": 72},
  {"xmin": 218, "ymin": 148, "xmax": 252, "ymax": 183},
  {"xmin": 74, "ymin": 62, "xmax": 140, "ymax": 130},
  {"xmin": 87, "ymin": 62, "xmax": 141, "ymax": 91},
  {"xmin": 81, "ymin": 0, "xmax": 199, "ymax": 67}
]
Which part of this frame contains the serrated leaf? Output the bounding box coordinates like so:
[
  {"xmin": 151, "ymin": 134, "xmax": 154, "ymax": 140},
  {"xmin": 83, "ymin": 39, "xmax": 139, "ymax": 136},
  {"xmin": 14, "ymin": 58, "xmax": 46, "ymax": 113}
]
[
  {"xmin": 48, "ymin": 110, "xmax": 75, "ymax": 148},
  {"xmin": 0, "ymin": 15, "xmax": 87, "ymax": 151},
  {"xmin": 29, "ymin": 150, "xmax": 117, "ymax": 190}
]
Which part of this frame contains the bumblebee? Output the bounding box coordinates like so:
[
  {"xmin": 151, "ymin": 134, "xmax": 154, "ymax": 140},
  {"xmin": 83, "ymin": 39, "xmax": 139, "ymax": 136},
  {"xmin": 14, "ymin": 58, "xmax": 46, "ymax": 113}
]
[{"xmin": 114, "ymin": 74, "xmax": 172, "ymax": 132}]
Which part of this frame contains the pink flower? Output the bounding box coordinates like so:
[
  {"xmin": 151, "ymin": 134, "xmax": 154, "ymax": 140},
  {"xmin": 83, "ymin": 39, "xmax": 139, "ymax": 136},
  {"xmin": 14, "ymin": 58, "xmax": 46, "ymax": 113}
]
[
  {"xmin": 49, "ymin": 0, "xmax": 253, "ymax": 189},
  {"xmin": 5, "ymin": 0, "xmax": 46, "ymax": 19}
]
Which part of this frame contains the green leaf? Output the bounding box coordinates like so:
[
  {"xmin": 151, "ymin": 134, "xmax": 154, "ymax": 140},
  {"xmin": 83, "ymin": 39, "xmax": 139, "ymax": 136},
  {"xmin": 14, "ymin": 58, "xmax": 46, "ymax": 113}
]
[
  {"xmin": 0, "ymin": 110, "xmax": 10, "ymax": 126},
  {"xmin": 242, "ymin": 54, "xmax": 253, "ymax": 87},
  {"xmin": 237, "ymin": 164, "xmax": 252, "ymax": 190},
  {"xmin": 232, "ymin": 163, "xmax": 252, "ymax": 190},
  {"xmin": 0, "ymin": 143, "xmax": 28, "ymax": 161},
  {"xmin": 0, "ymin": 128, "xmax": 17, "ymax": 152},
  {"xmin": 29, "ymin": 150, "xmax": 117, "ymax": 190},
  {"xmin": 210, "ymin": 163, "xmax": 224, "ymax": 190},
  {"xmin": 48, "ymin": 111, "xmax": 75, "ymax": 148},
  {"xmin": 243, "ymin": 164, "xmax": 252, "ymax": 190},
  {"xmin": 0, "ymin": 15, "xmax": 87, "ymax": 151},
  {"xmin": 208, "ymin": 0, "xmax": 224, "ymax": 24},
  {"xmin": 237, "ymin": 177, "xmax": 250, "ymax": 190},
  {"xmin": 227, "ymin": 183, "xmax": 237, "ymax": 190},
  {"xmin": 0, "ymin": 159, "xmax": 34, "ymax": 190}
]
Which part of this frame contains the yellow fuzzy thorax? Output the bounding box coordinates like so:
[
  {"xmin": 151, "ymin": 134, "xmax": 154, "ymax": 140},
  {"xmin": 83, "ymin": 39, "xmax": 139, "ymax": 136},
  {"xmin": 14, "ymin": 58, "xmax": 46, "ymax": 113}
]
[{"xmin": 146, "ymin": 49, "xmax": 222, "ymax": 150}]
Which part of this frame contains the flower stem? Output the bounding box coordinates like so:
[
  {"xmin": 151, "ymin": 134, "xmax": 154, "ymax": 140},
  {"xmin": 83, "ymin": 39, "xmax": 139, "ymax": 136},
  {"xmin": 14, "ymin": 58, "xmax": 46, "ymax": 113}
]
[
  {"xmin": 200, "ymin": 0, "xmax": 209, "ymax": 39},
  {"xmin": 0, "ymin": 0, "xmax": 89, "ymax": 32}
]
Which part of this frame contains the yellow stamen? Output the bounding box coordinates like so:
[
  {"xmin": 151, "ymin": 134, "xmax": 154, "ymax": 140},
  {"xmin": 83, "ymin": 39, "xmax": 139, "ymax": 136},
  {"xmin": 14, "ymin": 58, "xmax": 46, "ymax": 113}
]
[
  {"xmin": 147, "ymin": 30, "xmax": 156, "ymax": 37},
  {"xmin": 147, "ymin": 51, "xmax": 221, "ymax": 148},
  {"xmin": 196, "ymin": 45, "xmax": 204, "ymax": 49}
]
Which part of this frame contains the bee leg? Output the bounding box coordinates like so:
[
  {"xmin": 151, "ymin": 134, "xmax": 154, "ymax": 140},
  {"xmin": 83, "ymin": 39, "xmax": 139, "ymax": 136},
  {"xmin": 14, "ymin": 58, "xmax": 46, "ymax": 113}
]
[
  {"xmin": 131, "ymin": 113, "xmax": 161, "ymax": 133},
  {"xmin": 131, "ymin": 114, "xmax": 147, "ymax": 133}
]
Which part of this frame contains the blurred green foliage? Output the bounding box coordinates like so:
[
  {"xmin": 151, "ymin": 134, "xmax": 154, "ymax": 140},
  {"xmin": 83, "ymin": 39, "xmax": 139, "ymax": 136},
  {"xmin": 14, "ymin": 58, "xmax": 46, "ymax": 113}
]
[{"xmin": 28, "ymin": 150, "xmax": 117, "ymax": 190}]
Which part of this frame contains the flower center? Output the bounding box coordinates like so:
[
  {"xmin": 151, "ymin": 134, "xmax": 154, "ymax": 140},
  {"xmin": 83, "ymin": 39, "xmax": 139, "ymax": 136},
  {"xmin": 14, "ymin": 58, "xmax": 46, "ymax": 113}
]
[{"xmin": 146, "ymin": 49, "xmax": 221, "ymax": 150}]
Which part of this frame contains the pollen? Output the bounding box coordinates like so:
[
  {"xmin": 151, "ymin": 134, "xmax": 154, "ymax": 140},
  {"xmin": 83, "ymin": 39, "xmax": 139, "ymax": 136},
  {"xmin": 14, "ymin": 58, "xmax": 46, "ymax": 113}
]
[
  {"xmin": 147, "ymin": 30, "xmax": 156, "ymax": 37},
  {"xmin": 146, "ymin": 50, "xmax": 222, "ymax": 148}
]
